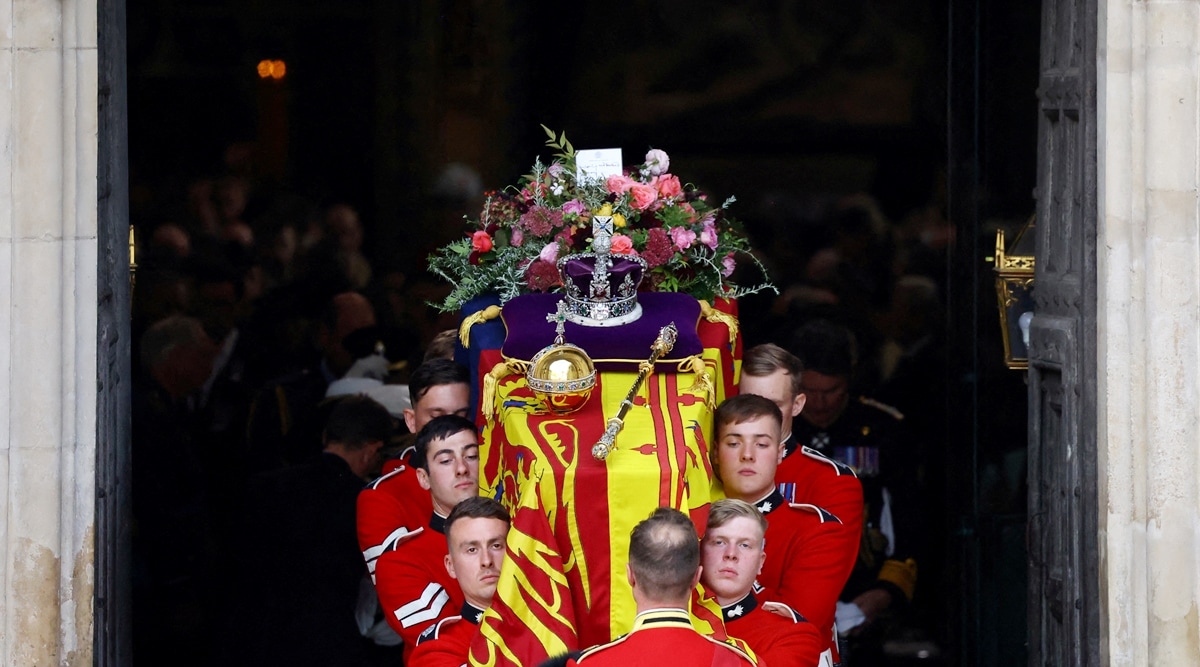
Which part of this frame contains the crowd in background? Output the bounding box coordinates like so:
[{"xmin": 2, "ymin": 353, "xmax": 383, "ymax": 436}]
[{"xmin": 129, "ymin": 149, "xmax": 965, "ymax": 665}]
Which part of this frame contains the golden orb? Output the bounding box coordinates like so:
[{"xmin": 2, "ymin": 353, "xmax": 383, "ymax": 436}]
[{"xmin": 526, "ymin": 342, "xmax": 596, "ymax": 415}]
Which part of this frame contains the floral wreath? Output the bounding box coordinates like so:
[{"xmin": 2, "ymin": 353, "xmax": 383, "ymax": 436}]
[{"xmin": 427, "ymin": 127, "xmax": 776, "ymax": 312}]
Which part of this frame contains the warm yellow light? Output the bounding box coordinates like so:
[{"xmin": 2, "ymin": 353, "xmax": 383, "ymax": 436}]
[{"xmin": 257, "ymin": 59, "xmax": 287, "ymax": 80}]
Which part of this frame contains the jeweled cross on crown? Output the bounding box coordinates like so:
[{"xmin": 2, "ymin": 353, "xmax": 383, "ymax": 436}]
[{"xmin": 547, "ymin": 300, "xmax": 569, "ymax": 345}]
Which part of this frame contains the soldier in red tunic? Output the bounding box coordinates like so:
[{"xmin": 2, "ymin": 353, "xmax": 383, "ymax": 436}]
[
  {"xmin": 739, "ymin": 343, "xmax": 864, "ymax": 657},
  {"xmin": 714, "ymin": 393, "xmax": 858, "ymax": 663},
  {"xmin": 702, "ymin": 498, "xmax": 833, "ymax": 667},
  {"xmin": 409, "ymin": 496, "xmax": 511, "ymax": 666},
  {"xmin": 566, "ymin": 507, "xmax": 758, "ymax": 666},
  {"xmin": 356, "ymin": 359, "xmax": 471, "ymax": 587},
  {"xmin": 368, "ymin": 414, "xmax": 481, "ymax": 660}
]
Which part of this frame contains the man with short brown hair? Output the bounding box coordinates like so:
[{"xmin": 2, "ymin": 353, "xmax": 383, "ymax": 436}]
[
  {"xmin": 408, "ymin": 496, "xmax": 511, "ymax": 666},
  {"xmin": 714, "ymin": 392, "xmax": 857, "ymax": 662}
]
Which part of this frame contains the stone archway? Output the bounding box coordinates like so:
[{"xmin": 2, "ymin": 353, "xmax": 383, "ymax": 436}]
[{"xmin": 0, "ymin": 0, "xmax": 108, "ymax": 664}]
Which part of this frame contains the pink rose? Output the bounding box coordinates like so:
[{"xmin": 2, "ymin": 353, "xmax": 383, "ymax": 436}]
[
  {"xmin": 670, "ymin": 226, "xmax": 697, "ymax": 251},
  {"xmin": 629, "ymin": 183, "xmax": 658, "ymax": 211},
  {"xmin": 563, "ymin": 199, "xmax": 587, "ymax": 216},
  {"xmin": 699, "ymin": 221, "xmax": 719, "ymax": 250},
  {"xmin": 610, "ymin": 234, "xmax": 635, "ymax": 255},
  {"xmin": 645, "ymin": 148, "xmax": 670, "ymax": 176},
  {"xmin": 606, "ymin": 174, "xmax": 635, "ymax": 195},
  {"xmin": 653, "ymin": 174, "xmax": 682, "ymax": 199},
  {"xmin": 539, "ymin": 241, "xmax": 560, "ymax": 263},
  {"xmin": 510, "ymin": 228, "xmax": 524, "ymax": 247},
  {"xmin": 722, "ymin": 252, "xmax": 736, "ymax": 277},
  {"xmin": 471, "ymin": 230, "xmax": 493, "ymax": 253}
]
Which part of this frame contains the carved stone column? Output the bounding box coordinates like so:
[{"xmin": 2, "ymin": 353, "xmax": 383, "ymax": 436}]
[
  {"xmin": 1099, "ymin": 1, "xmax": 1200, "ymax": 664},
  {"xmin": 0, "ymin": 1, "xmax": 99, "ymax": 665}
]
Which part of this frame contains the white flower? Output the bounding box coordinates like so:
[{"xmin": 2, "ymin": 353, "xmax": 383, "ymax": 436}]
[{"xmin": 645, "ymin": 148, "xmax": 670, "ymax": 176}]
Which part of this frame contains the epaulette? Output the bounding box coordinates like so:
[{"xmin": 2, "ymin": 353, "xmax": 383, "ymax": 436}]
[
  {"xmin": 776, "ymin": 484, "xmax": 845, "ymax": 524},
  {"xmin": 361, "ymin": 525, "xmax": 424, "ymax": 575},
  {"xmin": 365, "ymin": 464, "xmax": 407, "ymax": 490},
  {"xmin": 703, "ymin": 635, "xmax": 758, "ymax": 664},
  {"xmin": 858, "ymin": 396, "xmax": 904, "ymax": 421},
  {"xmin": 574, "ymin": 634, "xmax": 631, "ymax": 662},
  {"xmin": 799, "ymin": 446, "xmax": 858, "ymax": 477},
  {"xmin": 787, "ymin": 502, "xmax": 843, "ymax": 525},
  {"xmin": 761, "ymin": 600, "xmax": 807, "ymax": 623},
  {"xmin": 414, "ymin": 614, "xmax": 462, "ymax": 645},
  {"xmin": 365, "ymin": 524, "xmax": 424, "ymax": 557}
]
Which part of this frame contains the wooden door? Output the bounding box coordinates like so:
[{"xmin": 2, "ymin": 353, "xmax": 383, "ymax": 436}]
[{"xmin": 1027, "ymin": 0, "xmax": 1099, "ymax": 664}]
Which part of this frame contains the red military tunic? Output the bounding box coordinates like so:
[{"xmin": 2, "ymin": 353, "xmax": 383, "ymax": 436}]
[
  {"xmin": 568, "ymin": 608, "xmax": 758, "ymax": 666},
  {"xmin": 774, "ymin": 438, "xmax": 862, "ymax": 550},
  {"xmin": 407, "ymin": 602, "xmax": 486, "ymax": 667},
  {"xmin": 722, "ymin": 592, "xmax": 832, "ymax": 667},
  {"xmin": 370, "ymin": 511, "xmax": 462, "ymax": 660},
  {"xmin": 772, "ymin": 438, "xmax": 862, "ymax": 649},
  {"xmin": 750, "ymin": 487, "xmax": 851, "ymax": 663},
  {"xmin": 356, "ymin": 458, "xmax": 434, "ymax": 582}
]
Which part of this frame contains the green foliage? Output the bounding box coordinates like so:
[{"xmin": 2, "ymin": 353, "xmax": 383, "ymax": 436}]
[{"xmin": 425, "ymin": 127, "xmax": 776, "ymax": 313}]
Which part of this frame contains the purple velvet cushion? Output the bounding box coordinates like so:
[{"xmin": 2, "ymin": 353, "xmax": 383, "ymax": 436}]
[{"xmin": 501, "ymin": 292, "xmax": 703, "ymax": 370}]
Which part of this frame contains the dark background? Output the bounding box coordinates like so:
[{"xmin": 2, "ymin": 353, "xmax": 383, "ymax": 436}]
[{"xmin": 126, "ymin": 1, "xmax": 1039, "ymax": 664}]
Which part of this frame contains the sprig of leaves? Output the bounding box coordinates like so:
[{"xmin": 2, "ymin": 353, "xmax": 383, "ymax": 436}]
[{"xmin": 541, "ymin": 124, "xmax": 576, "ymax": 170}]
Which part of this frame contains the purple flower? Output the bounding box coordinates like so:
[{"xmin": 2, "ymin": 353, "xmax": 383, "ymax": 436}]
[
  {"xmin": 699, "ymin": 220, "xmax": 719, "ymax": 250},
  {"xmin": 539, "ymin": 241, "xmax": 560, "ymax": 263},
  {"xmin": 722, "ymin": 252, "xmax": 736, "ymax": 277},
  {"xmin": 510, "ymin": 227, "xmax": 524, "ymax": 247}
]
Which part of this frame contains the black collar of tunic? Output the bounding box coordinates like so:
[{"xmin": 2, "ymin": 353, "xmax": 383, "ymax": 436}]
[
  {"xmin": 721, "ymin": 591, "xmax": 759, "ymax": 622},
  {"xmin": 752, "ymin": 488, "xmax": 786, "ymax": 515}
]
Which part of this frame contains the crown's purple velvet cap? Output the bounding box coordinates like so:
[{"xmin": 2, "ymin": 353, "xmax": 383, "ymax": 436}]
[{"xmin": 561, "ymin": 256, "xmax": 645, "ymax": 296}]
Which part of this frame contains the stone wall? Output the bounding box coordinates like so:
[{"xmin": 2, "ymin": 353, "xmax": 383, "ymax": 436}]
[
  {"xmin": 0, "ymin": 0, "xmax": 98, "ymax": 664},
  {"xmin": 1099, "ymin": 0, "xmax": 1200, "ymax": 664}
]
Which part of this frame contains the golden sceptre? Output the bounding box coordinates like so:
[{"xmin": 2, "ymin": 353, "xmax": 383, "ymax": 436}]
[{"xmin": 592, "ymin": 322, "xmax": 678, "ymax": 461}]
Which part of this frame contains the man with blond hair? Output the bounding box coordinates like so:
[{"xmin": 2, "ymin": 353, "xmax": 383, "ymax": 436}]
[
  {"xmin": 714, "ymin": 392, "xmax": 857, "ymax": 662},
  {"xmin": 702, "ymin": 498, "xmax": 832, "ymax": 667}
]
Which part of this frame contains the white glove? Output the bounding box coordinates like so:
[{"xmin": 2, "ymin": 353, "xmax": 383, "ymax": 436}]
[{"xmin": 835, "ymin": 600, "xmax": 867, "ymax": 636}]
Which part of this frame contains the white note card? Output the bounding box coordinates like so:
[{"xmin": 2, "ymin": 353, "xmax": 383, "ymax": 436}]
[{"xmin": 575, "ymin": 148, "xmax": 624, "ymax": 184}]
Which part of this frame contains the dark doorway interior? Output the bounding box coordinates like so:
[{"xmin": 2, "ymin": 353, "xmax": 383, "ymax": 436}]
[{"xmin": 107, "ymin": 2, "xmax": 1041, "ymax": 665}]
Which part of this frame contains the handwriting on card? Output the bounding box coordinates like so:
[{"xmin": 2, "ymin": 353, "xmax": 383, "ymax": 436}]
[{"xmin": 576, "ymin": 148, "xmax": 624, "ymax": 184}]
